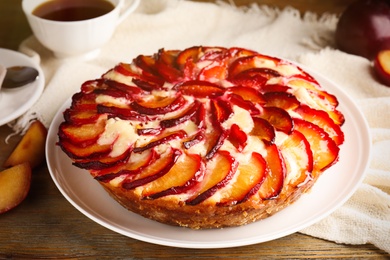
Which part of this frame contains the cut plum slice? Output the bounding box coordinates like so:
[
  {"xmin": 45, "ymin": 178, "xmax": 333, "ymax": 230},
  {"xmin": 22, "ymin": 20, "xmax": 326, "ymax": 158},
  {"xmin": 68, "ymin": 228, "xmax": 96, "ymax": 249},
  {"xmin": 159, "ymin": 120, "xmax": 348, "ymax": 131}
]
[
  {"xmin": 228, "ymin": 47, "xmax": 258, "ymax": 57},
  {"xmin": 59, "ymin": 120, "xmax": 106, "ymax": 147},
  {"xmin": 130, "ymin": 95, "xmax": 186, "ymax": 115},
  {"xmin": 258, "ymin": 107, "xmax": 294, "ymax": 134},
  {"xmin": 176, "ymin": 46, "xmax": 202, "ymax": 68},
  {"xmin": 94, "ymin": 149, "xmax": 158, "ymax": 181},
  {"xmin": 204, "ymin": 126, "xmax": 228, "ymax": 160},
  {"xmin": 228, "ymin": 55, "xmax": 280, "ymax": 79},
  {"xmin": 295, "ymin": 105, "xmax": 345, "ymax": 145},
  {"xmin": 58, "ymin": 139, "xmax": 111, "ymax": 159},
  {"xmin": 210, "ymin": 98, "xmax": 233, "ymax": 123},
  {"xmin": 70, "ymin": 92, "xmax": 97, "ymax": 111},
  {"xmin": 227, "ymin": 86, "xmax": 265, "ymax": 104},
  {"xmin": 229, "ymin": 72, "xmax": 268, "ymax": 89},
  {"xmin": 279, "ymin": 130, "xmax": 313, "ymax": 187},
  {"xmin": 183, "ymin": 130, "xmax": 205, "ymax": 149},
  {"xmin": 228, "ymin": 124, "xmax": 247, "ymax": 152},
  {"xmin": 73, "ymin": 148, "xmax": 131, "ymax": 170},
  {"xmin": 113, "ymin": 62, "xmax": 165, "ymax": 88},
  {"xmin": 228, "ymin": 93, "xmax": 259, "ymax": 115},
  {"xmin": 258, "ymin": 144, "xmax": 286, "ymax": 199},
  {"xmin": 144, "ymin": 153, "xmax": 204, "ymax": 198},
  {"xmin": 134, "ymin": 54, "xmax": 157, "ymax": 76},
  {"xmin": 250, "ymin": 117, "xmax": 275, "ymax": 144},
  {"xmin": 132, "ymin": 78, "xmax": 162, "ymax": 92},
  {"xmin": 288, "ymin": 78, "xmax": 344, "ymax": 125},
  {"xmin": 122, "ymin": 148, "xmax": 182, "ymax": 189},
  {"xmin": 160, "ymin": 101, "xmax": 200, "ymax": 128},
  {"xmin": 186, "ymin": 151, "xmax": 238, "ymax": 205},
  {"xmin": 154, "ymin": 49, "xmax": 183, "ymax": 82},
  {"xmin": 64, "ymin": 109, "xmax": 102, "ymax": 125},
  {"xmin": 293, "ymin": 118, "xmax": 339, "ymax": 174},
  {"xmin": 288, "ymin": 78, "xmax": 338, "ymax": 107},
  {"xmin": 112, "ymin": 63, "xmax": 139, "ymax": 77},
  {"xmin": 97, "ymin": 105, "xmax": 150, "ymax": 122},
  {"xmin": 198, "ymin": 59, "xmax": 229, "ymax": 81},
  {"xmin": 156, "ymin": 48, "xmax": 180, "ymax": 67},
  {"xmin": 133, "ymin": 130, "xmax": 187, "ymax": 153},
  {"xmin": 102, "ymin": 79, "xmax": 142, "ymax": 95},
  {"xmin": 263, "ymin": 92, "xmax": 300, "ymax": 110},
  {"xmin": 218, "ymin": 152, "xmax": 267, "ymax": 205},
  {"xmin": 0, "ymin": 163, "xmax": 32, "ymax": 214},
  {"xmin": 260, "ymin": 84, "xmax": 290, "ymax": 93},
  {"xmin": 174, "ymin": 80, "xmax": 225, "ymax": 98},
  {"xmin": 155, "ymin": 59, "xmax": 182, "ymax": 83}
]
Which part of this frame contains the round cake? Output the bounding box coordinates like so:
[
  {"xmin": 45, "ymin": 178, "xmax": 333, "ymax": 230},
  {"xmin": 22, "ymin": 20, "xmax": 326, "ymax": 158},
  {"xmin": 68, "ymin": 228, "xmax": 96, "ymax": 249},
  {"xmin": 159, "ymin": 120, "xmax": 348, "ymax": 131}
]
[{"xmin": 58, "ymin": 46, "xmax": 345, "ymax": 229}]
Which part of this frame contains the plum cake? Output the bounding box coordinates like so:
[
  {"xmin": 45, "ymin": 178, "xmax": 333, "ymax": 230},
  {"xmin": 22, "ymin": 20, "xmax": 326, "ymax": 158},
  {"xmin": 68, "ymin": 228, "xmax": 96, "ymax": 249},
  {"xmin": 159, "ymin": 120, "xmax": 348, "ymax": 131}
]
[{"xmin": 57, "ymin": 46, "xmax": 345, "ymax": 229}]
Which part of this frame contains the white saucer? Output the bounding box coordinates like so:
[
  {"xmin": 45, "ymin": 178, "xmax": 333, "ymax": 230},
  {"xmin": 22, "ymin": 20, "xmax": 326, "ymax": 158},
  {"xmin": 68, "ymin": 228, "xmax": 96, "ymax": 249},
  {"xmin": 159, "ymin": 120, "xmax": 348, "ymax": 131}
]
[{"xmin": 0, "ymin": 48, "xmax": 45, "ymax": 126}]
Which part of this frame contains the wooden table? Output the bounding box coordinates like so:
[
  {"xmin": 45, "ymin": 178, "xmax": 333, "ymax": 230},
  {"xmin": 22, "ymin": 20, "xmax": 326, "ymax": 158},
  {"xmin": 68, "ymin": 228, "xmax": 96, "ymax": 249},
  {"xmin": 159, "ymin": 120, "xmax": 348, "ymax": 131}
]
[{"xmin": 0, "ymin": 0, "xmax": 389, "ymax": 258}]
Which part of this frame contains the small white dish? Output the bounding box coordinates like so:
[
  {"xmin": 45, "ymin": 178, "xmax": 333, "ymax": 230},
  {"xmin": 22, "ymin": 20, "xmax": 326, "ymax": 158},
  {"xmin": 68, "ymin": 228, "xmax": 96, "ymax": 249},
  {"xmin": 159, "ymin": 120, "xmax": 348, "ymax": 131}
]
[
  {"xmin": 46, "ymin": 65, "xmax": 371, "ymax": 249},
  {"xmin": 0, "ymin": 48, "xmax": 44, "ymax": 126}
]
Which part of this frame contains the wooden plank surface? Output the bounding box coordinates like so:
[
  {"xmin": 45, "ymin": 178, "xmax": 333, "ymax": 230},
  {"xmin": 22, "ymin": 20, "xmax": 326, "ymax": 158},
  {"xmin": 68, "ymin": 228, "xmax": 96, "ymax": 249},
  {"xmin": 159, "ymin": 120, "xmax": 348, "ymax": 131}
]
[{"xmin": 0, "ymin": 0, "xmax": 389, "ymax": 258}]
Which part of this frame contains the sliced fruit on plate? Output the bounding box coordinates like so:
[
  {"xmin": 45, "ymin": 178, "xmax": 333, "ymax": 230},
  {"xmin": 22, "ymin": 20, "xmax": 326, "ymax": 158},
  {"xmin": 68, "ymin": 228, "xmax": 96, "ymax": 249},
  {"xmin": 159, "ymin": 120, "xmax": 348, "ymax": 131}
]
[
  {"xmin": 175, "ymin": 80, "xmax": 225, "ymax": 98},
  {"xmin": 279, "ymin": 130, "xmax": 313, "ymax": 188},
  {"xmin": 155, "ymin": 58, "xmax": 182, "ymax": 83},
  {"xmin": 287, "ymin": 78, "xmax": 344, "ymax": 125},
  {"xmin": 263, "ymin": 92, "xmax": 300, "ymax": 110},
  {"xmin": 63, "ymin": 109, "xmax": 102, "ymax": 125},
  {"xmin": 186, "ymin": 151, "xmax": 238, "ymax": 205},
  {"xmin": 204, "ymin": 126, "xmax": 228, "ymax": 160},
  {"xmin": 228, "ymin": 124, "xmax": 247, "ymax": 152},
  {"xmin": 97, "ymin": 105, "xmax": 150, "ymax": 122},
  {"xmin": 210, "ymin": 98, "xmax": 233, "ymax": 123},
  {"xmin": 176, "ymin": 46, "xmax": 202, "ymax": 69},
  {"xmin": 73, "ymin": 148, "xmax": 131, "ymax": 170},
  {"xmin": 133, "ymin": 130, "xmax": 187, "ymax": 153},
  {"xmin": 227, "ymin": 86, "xmax": 265, "ymax": 104},
  {"xmin": 130, "ymin": 95, "xmax": 186, "ymax": 115},
  {"xmin": 218, "ymin": 152, "xmax": 267, "ymax": 205},
  {"xmin": 198, "ymin": 58, "xmax": 228, "ymax": 81},
  {"xmin": 228, "ymin": 55, "xmax": 279, "ymax": 79},
  {"xmin": 293, "ymin": 118, "xmax": 339, "ymax": 175},
  {"xmin": 257, "ymin": 106, "xmax": 294, "ymax": 134},
  {"xmin": 94, "ymin": 149, "xmax": 158, "ymax": 181},
  {"xmin": 144, "ymin": 153, "xmax": 204, "ymax": 198},
  {"xmin": 122, "ymin": 148, "xmax": 181, "ymax": 189},
  {"xmin": 250, "ymin": 117, "xmax": 276, "ymax": 144},
  {"xmin": 58, "ymin": 120, "xmax": 106, "ymax": 147},
  {"xmin": 258, "ymin": 144, "xmax": 286, "ymax": 199},
  {"xmin": 294, "ymin": 105, "xmax": 345, "ymax": 145},
  {"xmin": 157, "ymin": 49, "xmax": 180, "ymax": 66},
  {"xmin": 58, "ymin": 139, "xmax": 112, "ymax": 159},
  {"xmin": 160, "ymin": 101, "xmax": 200, "ymax": 129}
]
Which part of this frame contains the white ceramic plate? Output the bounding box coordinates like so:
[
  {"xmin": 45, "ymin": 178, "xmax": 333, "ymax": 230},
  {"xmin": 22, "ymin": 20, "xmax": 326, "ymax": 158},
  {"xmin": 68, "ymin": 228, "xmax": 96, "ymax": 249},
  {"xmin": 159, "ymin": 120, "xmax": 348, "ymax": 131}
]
[
  {"xmin": 46, "ymin": 67, "xmax": 371, "ymax": 249},
  {"xmin": 0, "ymin": 48, "xmax": 45, "ymax": 126}
]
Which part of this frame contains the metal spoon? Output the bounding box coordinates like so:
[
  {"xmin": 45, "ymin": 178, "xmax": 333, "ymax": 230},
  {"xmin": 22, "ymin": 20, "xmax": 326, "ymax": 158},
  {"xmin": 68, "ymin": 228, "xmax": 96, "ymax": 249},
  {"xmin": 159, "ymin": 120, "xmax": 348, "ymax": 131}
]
[{"xmin": 0, "ymin": 65, "xmax": 39, "ymax": 89}]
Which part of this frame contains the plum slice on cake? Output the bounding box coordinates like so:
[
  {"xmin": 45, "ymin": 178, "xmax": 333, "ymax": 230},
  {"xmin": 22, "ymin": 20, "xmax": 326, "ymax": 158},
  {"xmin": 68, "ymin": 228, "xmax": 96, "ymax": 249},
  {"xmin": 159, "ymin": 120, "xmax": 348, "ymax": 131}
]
[{"xmin": 57, "ymin": 46, "xmax": 345, "ymax": 229}]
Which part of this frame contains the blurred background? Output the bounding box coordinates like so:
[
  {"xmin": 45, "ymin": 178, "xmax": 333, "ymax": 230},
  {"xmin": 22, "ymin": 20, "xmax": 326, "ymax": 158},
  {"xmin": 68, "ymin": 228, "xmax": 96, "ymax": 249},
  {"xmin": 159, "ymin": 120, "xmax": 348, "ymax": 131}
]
[{"xmin": 0, "ymin": 0, "xmax": 356, "ymax": 50}]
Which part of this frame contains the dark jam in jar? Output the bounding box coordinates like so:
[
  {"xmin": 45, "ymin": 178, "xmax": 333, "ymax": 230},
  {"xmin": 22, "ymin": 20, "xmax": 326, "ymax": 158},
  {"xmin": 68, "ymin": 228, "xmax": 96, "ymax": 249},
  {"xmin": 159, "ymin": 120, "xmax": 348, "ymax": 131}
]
[{"xmin": 32, "ymin": 0, "xmax": 115, "ymax": 22}]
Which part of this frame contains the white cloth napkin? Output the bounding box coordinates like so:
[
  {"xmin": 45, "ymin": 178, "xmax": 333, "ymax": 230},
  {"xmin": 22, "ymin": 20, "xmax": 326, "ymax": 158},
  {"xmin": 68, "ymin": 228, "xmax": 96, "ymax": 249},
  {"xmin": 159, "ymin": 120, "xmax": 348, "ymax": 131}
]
[
  {"xmin": 13, "ymin": 0, "xmax": 390, "ymax": 253},
  {"xmin": 297, "ymin": 49, "xmax": 390, "ymax": 253}
]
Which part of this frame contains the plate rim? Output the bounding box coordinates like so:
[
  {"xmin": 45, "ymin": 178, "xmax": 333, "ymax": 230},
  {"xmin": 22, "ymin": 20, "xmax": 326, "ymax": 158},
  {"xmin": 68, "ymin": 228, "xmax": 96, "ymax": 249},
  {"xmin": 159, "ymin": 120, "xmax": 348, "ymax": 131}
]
[{"xmin": 45, "ymin": 64, "xmax": 371, "ymax": 249}]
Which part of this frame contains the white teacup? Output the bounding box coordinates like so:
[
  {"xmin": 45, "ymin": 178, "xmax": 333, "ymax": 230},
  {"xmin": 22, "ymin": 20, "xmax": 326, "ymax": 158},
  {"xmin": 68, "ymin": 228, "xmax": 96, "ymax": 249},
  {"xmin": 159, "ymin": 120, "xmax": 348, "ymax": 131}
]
[{"xmin": 22, "ymin": 0, "xmax": 140, "ymax": 59}]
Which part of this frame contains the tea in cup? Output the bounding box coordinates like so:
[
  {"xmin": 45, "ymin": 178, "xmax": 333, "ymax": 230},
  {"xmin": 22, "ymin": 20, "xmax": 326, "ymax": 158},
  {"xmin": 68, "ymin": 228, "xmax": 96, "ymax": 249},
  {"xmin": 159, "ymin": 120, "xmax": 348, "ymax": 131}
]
[{"xmin": 22, "ymin": 0, "xmax": 140, "ymax": 59}]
